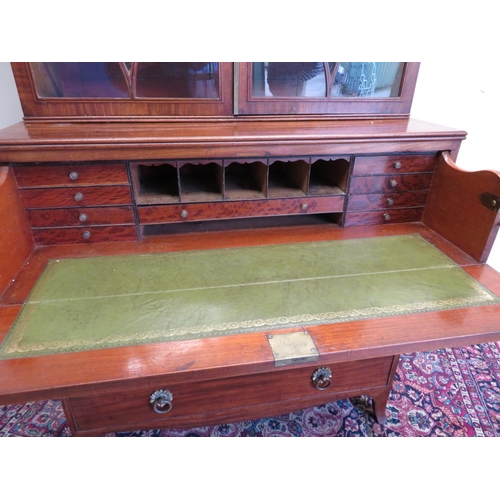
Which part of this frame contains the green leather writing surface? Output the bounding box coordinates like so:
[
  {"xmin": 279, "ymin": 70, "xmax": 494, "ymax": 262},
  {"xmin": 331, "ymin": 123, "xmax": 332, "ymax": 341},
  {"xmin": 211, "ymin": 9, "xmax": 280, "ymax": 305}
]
[{"xmin": 1, "ymin": 234, "xmax": 498, "ymax": 358}]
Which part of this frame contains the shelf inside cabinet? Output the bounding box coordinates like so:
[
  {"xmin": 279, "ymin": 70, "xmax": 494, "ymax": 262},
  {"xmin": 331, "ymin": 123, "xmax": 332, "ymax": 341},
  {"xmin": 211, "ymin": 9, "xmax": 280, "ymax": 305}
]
[
  {"xmin": 179, "ymin": 161, "xmax": 223, "ymax": 203},
  {"xmin": 131, "ymin": 162, "xmax": 179, "ymax": 205},
  {"xmin": 268, "ymin": 159, "xmax": 309, "ymax": 198},
  {"xmin": 224, "ymin": 160, "xmax": 267, "ymax": 200},
  {"xmin": 308, "ymin": 157, "xmax": 350, "ymax": 196}
]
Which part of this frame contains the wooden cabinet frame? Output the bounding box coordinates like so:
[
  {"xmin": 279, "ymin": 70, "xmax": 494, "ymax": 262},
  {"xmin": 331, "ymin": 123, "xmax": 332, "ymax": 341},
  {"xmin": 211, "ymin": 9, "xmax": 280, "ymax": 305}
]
[
  {"xmin": 235, "ymin": 62, "xmax": 420, "ymax": 117},
  {"xmin": 11, "ymin": 62, "xmax": 419, "ymax": 122},
  {"xmin": 11, "ymin": 62, "xmax": 235, "ymax": 121},
  {"xmin": 2, "ymin": 62, "xmax": 500, "ymax": 436}
]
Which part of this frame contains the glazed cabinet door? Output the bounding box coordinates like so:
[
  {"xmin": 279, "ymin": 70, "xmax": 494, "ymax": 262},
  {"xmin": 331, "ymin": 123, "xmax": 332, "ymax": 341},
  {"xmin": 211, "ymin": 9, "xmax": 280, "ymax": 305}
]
[
  {"xmin": 236, "ymin": 62, "xmax": 419, "ymax": 117},
  {"xmin": 11, "ymin": 62, "xmax": 234, "ymax": 119}
]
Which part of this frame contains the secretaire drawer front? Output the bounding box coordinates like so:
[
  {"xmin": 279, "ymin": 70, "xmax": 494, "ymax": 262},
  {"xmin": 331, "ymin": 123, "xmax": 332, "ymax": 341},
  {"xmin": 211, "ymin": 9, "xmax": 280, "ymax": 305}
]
[
  {"xmin": 27, "ymin": 207, "xmax": 135, "ymax": 228},
  {"xmin": 138, "ymin": 196, "xmax": 345, "ymax": 224},
  {"xmin": 352, "ymin": 154, "xmax": 437, "ymax": 176},
  {"xmin": 32, "ymin": 225, "xmax": 137, "ymax": 245},
  {"xmin": 14, "ymin": 163, "xmax": 129, "ymax": 188},
  {"xmin": 347, "ymin": 191, "xmax": 429, "ymax": 211},
  {"xmin": 20, "ymin": 186, "xmax": 133, "ymax": 209},
  {"xmin": 344, "ymin": 208, "xmax": 425, "ymax": 226},
  {"xmin": 67, "ymin": 356, "xmax": 394, "ymax": 432},
  {"xmin": 349, "ymin": 173, "xmax": 433, "ymax": 195}
]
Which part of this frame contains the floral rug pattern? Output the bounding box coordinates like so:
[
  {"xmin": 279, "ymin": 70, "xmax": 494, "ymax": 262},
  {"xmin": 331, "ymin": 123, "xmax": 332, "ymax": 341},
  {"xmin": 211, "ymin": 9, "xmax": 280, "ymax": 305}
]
[{"xmin": 2, "ymin": 342, "xmax": 499, "ymax": 437}]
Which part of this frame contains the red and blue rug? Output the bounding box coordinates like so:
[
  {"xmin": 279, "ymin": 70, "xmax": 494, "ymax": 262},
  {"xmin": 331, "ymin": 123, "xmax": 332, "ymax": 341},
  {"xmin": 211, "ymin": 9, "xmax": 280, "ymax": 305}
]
[{"xmin": 2, "ymin": 342, "xmax": 499, "ymax": 437}]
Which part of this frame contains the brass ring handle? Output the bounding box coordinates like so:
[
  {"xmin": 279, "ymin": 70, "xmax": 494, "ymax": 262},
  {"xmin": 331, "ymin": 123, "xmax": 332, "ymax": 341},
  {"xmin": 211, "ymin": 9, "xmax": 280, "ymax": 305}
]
[
  {"xmin": 311, "ymin": 367, "xmax": 332, "ymax": 391},
  {"xmin": 150, "ymin": 389, "xmax": 173, "ymax": 414}
]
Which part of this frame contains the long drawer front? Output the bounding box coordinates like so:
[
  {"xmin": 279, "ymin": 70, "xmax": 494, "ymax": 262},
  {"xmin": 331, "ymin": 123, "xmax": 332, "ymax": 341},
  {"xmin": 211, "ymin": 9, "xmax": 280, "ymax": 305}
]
[
  {"xmin": 138, "ymin": 196, "xmax": 345, "ymax": 224},
  {"xmin": 65, "ymin": 356, "xmax": 395, "ymax": 434}
]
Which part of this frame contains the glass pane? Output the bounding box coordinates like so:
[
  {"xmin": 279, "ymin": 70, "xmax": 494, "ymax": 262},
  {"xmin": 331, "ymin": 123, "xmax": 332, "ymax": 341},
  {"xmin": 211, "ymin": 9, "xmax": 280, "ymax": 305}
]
[
  {"xmin": 30, "ymin": 63, "xmax": 130, "ymax": 98},
  {"xmin": 252, "ymin": 63, "xmax": 326, "ymax": 97},
  {"xmin": 135, "ymin": 63, "xmax": 219, "ymax": 98},
  {"xmin": 334, "ymin": 62, "xmax": 404, "ymax": 97}
]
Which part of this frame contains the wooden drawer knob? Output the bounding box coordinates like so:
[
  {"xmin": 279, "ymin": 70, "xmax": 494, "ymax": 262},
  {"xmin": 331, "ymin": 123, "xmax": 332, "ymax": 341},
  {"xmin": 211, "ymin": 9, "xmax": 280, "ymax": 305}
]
[
  {"xmin": 150, "ymin": 389, "xmax": 173, "ymax": 414},
  {"xmin": 312, "ymin": 367, "xmax": 332, "ymax": 390}
]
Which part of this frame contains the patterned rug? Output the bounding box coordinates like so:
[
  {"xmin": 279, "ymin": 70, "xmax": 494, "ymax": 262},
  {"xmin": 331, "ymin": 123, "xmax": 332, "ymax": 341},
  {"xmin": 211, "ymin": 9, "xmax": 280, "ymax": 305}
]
[{"xmin": 2, "ymin": 342, "xmax": 500, "ymax": 437}]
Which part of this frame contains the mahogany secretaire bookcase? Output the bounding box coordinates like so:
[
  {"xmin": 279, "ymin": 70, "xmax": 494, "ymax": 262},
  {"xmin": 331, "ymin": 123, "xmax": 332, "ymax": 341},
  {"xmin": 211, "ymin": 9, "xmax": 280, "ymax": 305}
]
[{"xmin": 1, "ymin": 62, "xmax": 500, "ymax": 436}]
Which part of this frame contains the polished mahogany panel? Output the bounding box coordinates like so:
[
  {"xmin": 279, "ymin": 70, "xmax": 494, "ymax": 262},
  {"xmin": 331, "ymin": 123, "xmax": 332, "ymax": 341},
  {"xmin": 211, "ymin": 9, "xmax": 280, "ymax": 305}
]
[
  {"xmin": 66, "ymin": 356, "xmax": 394, "ymax": 433},
  {"xmin": 344, "ymin": 208, "xmax": 425, "ymax": 226},
  {"xmin": 352, "ymin": 154, "xmax": 437, "ymax": 176},
  {"xmin": 27, "ymin": 206, "xmax": 135, "ymax": 227},
  {"xmin": 32, "ymin": 225, "xmax": 137, "ymax": 245},
  {"xmin": 423, "ymin": 152, "xmax": 500, "ymax": 262},
  {"xmin": 14, "ymin": 163, "xmax": 128, "ymax": 188},
  {"xmin": 138, "ymin": 196, "xmax": 345, "ymax": 224},
  {"xmin": 349, "ymin": 173, "xmax": 433, "ymax": 195},
  {"xmin": 347, "ymin": 192, "xmax": 429, "ymax": 211},
  {"xmin": 0, "ymin": 167, "xmax": 33, "ymax": 293},
  {"xmin": 20, "ymin": 186, "xmax": 133, "ymax": 209}
]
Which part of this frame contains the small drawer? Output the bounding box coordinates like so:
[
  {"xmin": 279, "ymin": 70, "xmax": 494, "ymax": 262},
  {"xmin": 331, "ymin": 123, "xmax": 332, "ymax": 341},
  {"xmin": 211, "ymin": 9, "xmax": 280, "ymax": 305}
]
[
  {"xmin": 347, "ymin": 191, "xmax": 429, "ymax": 212},
  {"xmin": 66, "ymin": 356, "xmax": 394, "ymax": 433},
  {"xmin": 32, "ymin": 225, "xmax": 137, "ymax": 245},
  {"xmin": 138, "ymin": 196, "xmax": 345, "ymax": 224},
  {"xmin": 20, "ymin": 186, "xmax": 133, "ymax": 209},
  {"xmin": 344, "ymin": 208, "xmax": 425, "ymax": 226},
  {"xmin": 349, "ymin": 173, "xmax": 433, "ymax": 195},
  {"xmin": 27, "ymin": 207, "xmax": 135, "ymax": 228},
  {"xmin": 14, "ymin": 163, "xmax": 129, "ymax": 188},
  {"xmin": 352, "ymin": 154, "xmax": 437, "ymax": 176}
]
